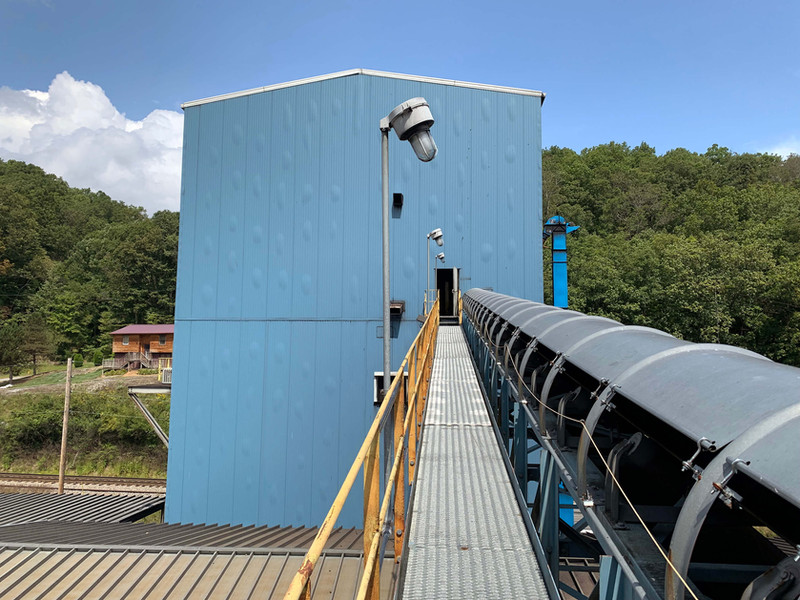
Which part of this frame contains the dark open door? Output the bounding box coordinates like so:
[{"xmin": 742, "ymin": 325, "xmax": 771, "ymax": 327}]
[{"xmin": 436, "ymin": 267, "xmax": 460, "ymax": 317}]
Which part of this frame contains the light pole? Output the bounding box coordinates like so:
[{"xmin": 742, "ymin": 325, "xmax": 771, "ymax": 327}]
[
  {"xmin": 433, "ymin": 252, "xmax": 445, "ymax": 307},
  {"xmin": 425, "ymin": 228, "xmax": 444, "ymax": 315},
  {"xmin": 380, "ymin": 97, "xmax": 437, "ymax": 399}
]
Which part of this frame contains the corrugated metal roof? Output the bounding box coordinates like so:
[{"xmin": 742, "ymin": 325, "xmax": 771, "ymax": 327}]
[
  {"xmin": 0, "ymin": 544, "xmax": 396, "ymax": 600},
  {"xmin": 0, "ymin": 521, "xmax": 368, "ymax": 552},
  {"xmin": 0, "ymin": 494, "xmax": 164, "ymax": 526},
  {"xmin": 110, "ymin": 324, "xmax": 174, "ymax": 335},
  {"xmin": 182, "ymin": 68, "xmax": 545, "ymax": 108}
]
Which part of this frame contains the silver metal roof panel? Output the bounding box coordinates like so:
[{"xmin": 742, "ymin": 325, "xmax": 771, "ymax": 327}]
[
  {"xmin": 482, "ymin": 295, "xmax": 522, "ymax": 314},
  {"xmin": 497, "ymin": 303, "xmax": 553, "ymax": 326},
  {"xmin": 561, "ymin": 326, "xmax": 686, "ymax": 381},
  {"xmin": 0, "ymin": 521, "xmax": 367, "ymax": 552},
  {"xmin": 0, "ymin": 494, "xmax": 164, "ymax": 527},
  {"xmin": 535, "ymin": 315, "xmax": 621, "ymax": 355},
  {"xmin": 611, "ymin": 345, "xmax": 800, "ymax": 448},
  {"xmin": 518, "ymin": 309, "xmax": 584, "ymax": 341},
  {"xmin": 505, "ymin": 305, "xmax": 561, "ymax": 331},
  {"xmin": 183, "ymin": 69, "xmax": 545, "ymax": 109},
  {"xmin": 0, "ymin": 544, "xmax": 396, "ymax": 600}
]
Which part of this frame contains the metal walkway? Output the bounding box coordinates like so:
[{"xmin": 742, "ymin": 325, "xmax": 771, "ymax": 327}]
[{"xmin": 401, "ymin": 325, "xmax": 549, "ymax": 599}]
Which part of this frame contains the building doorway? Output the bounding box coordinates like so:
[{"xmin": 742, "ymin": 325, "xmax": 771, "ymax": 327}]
[{"xmin": 436, "ymin": 267, "xmax": 460, "ymax": 317}]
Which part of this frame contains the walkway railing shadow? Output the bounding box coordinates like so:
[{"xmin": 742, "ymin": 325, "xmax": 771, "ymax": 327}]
[{"xmin": 284, "ymin": 300, "xmax": 440, "ymax": 600}]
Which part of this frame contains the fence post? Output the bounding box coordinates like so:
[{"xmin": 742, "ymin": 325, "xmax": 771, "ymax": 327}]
[
  {"xmin": 57, "ymin": 358, "xmax": 73, "ymax": 494},
  {"xmin": 394, "ymin": 372, "xmax": 406, "ymax": 560}
]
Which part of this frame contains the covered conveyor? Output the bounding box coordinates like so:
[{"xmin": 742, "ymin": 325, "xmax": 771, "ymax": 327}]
[{"xmin": 462, "ymin": 288, "xmax": 800, "ymax": 600}]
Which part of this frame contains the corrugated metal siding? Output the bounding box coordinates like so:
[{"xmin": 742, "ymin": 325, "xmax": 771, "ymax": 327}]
[
  {"xmin": 0, "ymin": 545, "xmax": 396, "ymax": 600},
  {"xmin": 0, "ymin": 522, "xmax": 369, "ymax": 552},
  {"xmin": 168, "ymin": 71, "xmax": 543, "ymax": 527},
  {"xmin": 0, "ymin": 494, "xmax": 164, "ymax": 526}
]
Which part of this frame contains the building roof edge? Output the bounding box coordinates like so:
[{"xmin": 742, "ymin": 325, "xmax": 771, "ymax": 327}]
[{"xmin": 181, "ymin": 69, "xmax": 545, "ymax": 109}]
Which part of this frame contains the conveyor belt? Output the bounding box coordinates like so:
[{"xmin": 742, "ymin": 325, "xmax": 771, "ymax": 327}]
[{"xmin": 401, "ymin": 326, "xmax": 549, "ymax": 599}]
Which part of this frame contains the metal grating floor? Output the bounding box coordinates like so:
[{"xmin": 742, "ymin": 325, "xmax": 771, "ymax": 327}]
[{"xmin": 401, "ymin": 326, "xmax": 549, "ymax": 599}]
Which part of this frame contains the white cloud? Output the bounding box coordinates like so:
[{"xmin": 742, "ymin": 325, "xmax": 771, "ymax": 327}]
[
  {"xmin": 0, "ymin": 72, "xmax": 183, "ymax": 214},
  {"xmin": 763, "ymin": 136, "xmax": 800, "ymax": 159}
]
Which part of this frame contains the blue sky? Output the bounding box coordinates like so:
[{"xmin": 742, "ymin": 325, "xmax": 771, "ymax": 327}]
[{"xmin": 1, "ymin": 0, "xmax": 798, "ymax": 212}]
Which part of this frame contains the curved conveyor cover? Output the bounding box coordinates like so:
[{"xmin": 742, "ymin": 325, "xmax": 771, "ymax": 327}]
[{"xmin": 463, "ymin": 287, "xmax": 800, "ymax": 593}]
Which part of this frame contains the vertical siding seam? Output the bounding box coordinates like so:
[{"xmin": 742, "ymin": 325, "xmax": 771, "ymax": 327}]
[
  {"xmin": 238, "ymin": 96, "xmax": 250, "ymax": 322},
  {"xmin": 213, "ymin": 104, "xmax": 227, "ymax": 320},
  {"xmin": 176, "ymin": 322, "xmax": 192, "ymax": 519},
  {"xmin": 307, "ymin": 324, "xmax": 319, "ymax": 523},
  {"xmin": 199, "ymin": 323, "xmax": 218, "ymax": 522},
  {"xmin": 261, "ymin": 96, "xmax": 272, "ymax": 317},
  {"xmin": 313, "ymin": 84, "xmax": 323, "ymax": 320},
  {"xmin": 281, "ymin": 326, "xmax": 293, "ymax": 524},
  {"xmin": 229, "ymin": 321, "xmax": 242, "ymax": 522}
]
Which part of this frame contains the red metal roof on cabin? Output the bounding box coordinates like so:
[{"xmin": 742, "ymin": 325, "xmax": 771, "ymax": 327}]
[{"xmin": 110, "ymin": 324, "xmax": 174, "ymax": 335}]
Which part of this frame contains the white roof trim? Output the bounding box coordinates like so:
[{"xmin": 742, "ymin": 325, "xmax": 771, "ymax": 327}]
[{"xmin": 181, "ymin": 69, "xmax": 545, "ymax": 109}]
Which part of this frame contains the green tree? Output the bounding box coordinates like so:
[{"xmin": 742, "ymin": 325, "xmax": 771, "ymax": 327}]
[
  {"xmin": 0, "ymin": 320, "xmax": 25, "ymax": 381},
  {"xmin": 20, "ymin": 312, "xmax": 58, "ymax": 375}
]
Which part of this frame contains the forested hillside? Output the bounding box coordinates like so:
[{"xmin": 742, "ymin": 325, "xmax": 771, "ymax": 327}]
[
  {"xmin": 2, "ymin": 145, "xmax": 799, "ymax": 371},
  {"xmin": 0, "ymin": 159, "xmax": 178, "ymax": 368},
  {"xmin": 543, "ymin": 143, "xmax": 800, "ymax": 366}
]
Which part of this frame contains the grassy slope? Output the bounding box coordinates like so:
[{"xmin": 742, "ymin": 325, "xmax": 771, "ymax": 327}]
[{"xmin": 0, "ymin": 372, "xmax": 169, "ymax": 477}]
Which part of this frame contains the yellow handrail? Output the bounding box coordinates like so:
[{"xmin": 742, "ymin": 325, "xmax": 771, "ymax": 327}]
[{"xmin": 283, "ymin": 300, "xmax": 440, "ymax": 600}]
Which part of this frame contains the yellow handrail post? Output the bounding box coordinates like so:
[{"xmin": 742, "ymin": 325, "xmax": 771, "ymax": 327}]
[
  {"xmin": 363, "ymin": 433, "xmax": 380, "ymax": 600},
  {"xmin": 408, "ymin": 395, "xmax": 418, "ymax": 482},
  {"xmin": 394, "ymin": 372, "xmax": 406, "ymax": 560},
  {"xmin": 409, "ymin": 344, "xmax": 419, "ymax": 481},
  {"xmin": 283, "ymin": 299, "xmax": 441, "ymax": 600}
]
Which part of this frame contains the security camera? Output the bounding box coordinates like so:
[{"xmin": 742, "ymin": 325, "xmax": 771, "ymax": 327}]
[{"xmin": 385, "ymin": 97, "xmax": 438, "ymax": 162}]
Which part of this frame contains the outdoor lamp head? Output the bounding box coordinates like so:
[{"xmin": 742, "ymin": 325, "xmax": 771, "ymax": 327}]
[
  {"xmin": 428, "ymin": 228, "xmax": 444, "ymax": 246},
  {"xmin": 436, "ymin": 252, "xmax": 445, "ymax": 262},
  {"xmin": 387, "ymin": 97, "xmax": 437, "ymax": 162}
]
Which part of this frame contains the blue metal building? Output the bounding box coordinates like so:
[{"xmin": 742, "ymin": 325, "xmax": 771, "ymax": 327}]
[{"xmin": 166, "ymin": 69, "xmax": 545, "ymax": 527}]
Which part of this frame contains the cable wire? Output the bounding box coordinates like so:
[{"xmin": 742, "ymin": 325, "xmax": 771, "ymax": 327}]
[{"xmin": 473, "ymin": 318, "xmax": 701, "ymax": 600}]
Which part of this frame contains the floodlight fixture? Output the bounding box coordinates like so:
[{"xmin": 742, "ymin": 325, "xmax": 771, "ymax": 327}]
[
  {"xmin": 436, "ymin": 252, "xmax": 445, "ymax": 262},
  {"xmin": 379, "ymin": 97, "xmax": 438, "ymax": 405},
  {"xmin": 383, "ymin": 97, "xmax": 438, "ymax": 162},
  {"xmin": 425, "ymin": 227, "xmax": 444, "ymax": 315},
  {"xmin": 428, "ymin": 227, "xmax": 444, "ymax": 246}
]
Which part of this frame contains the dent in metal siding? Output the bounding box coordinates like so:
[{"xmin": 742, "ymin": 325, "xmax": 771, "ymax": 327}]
[
  {"xmin": 242, "ymin": 93, "xmax": 272, "ymax": 318},
  {"xmin": 207, "ymin": 321, "xmax": 241, "ymax": 524},
  {"xmin": 216, "ymin": 96, "xmax": 248, "ymax": 320},
  {"xmin": 174, "ymin": 109, "xmax": 200, "ymax": 320},
  {"xmin": 259, "ymin": 321, "xmax": 290, "ymax": 525},
  {"xmin": 285, "ymin": 321, "xmax": 315, "ymax": 524},
  {"xmin": 164, "ymin": 319, "xmax": 189, "ymax": 519},
  {"xmin": 266, "ymin": 87, "xmax": 293, "ymax": 319},
  {"xmin": 232, "ymin": 320, "xmax": 266, "ymax": 524},
  {"xmin": 169, "ymin": 72, "xmax": 543, "ymax": 528}
]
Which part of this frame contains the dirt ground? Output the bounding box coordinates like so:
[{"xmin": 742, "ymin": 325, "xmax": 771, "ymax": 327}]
[{"xmin": 0, "ymin": 371, "xmax": 160, "ymax": 396}]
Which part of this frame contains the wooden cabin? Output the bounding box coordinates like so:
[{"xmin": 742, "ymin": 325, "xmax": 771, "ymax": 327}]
[{"xmin": 106, "ymin": 324, "xmax": 174, "ymax": 370}]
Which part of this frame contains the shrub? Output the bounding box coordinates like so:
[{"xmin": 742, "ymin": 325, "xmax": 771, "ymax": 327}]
[
  {"xmin": 92, "ymin": 350, "xmax": 103, "ymax": 366},
  {"xmin": 73, "ymin": 353, "xmax": 84, "ymax": 368},
  {"xmin": 104, "ymin": 369, "xmax": 126, "ymax": 376},
  {"xmin": 138, "ymin": 368, "xmax": 158, "ymax": 375}
]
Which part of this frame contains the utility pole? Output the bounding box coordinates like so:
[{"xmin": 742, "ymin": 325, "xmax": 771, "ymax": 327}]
[{"xmin": 57, "ymin": 358, "xmax": 73, "ymax": 494}]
